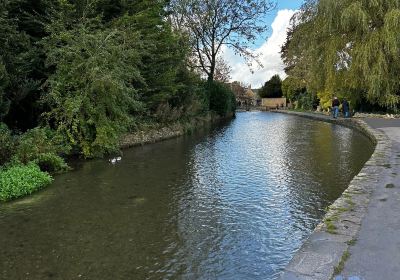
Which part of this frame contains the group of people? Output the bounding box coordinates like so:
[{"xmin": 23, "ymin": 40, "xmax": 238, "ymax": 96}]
[{"xmin": 331, "ymin": 97, "xmax": 350, "ymax": 119}]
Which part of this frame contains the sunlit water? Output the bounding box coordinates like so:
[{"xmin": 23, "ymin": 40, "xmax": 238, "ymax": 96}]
[{"xmin": 0, "ymin": 112, "xmax": 374, "ymax": 280}]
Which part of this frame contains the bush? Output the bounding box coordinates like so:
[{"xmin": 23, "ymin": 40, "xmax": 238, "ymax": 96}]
[
  {"xmin": 15, "ymin": 127, "xmax": 70, "ymax": 164},
  {"xmin": 43, "ymin": 22, "xmax": 144, "ymax": 158},
  {"xmin": 206, "ymin": 81, "xmax": 236, "ymax": 116},
  {"xmin": 296, "ymin": 92, "xmax": 319, "ymax": 111},
  {"xmin": 0, "ymin": 123, "xmax": 15, "ymax": 166},
  {"xmin": 0, "ymin": 162, "xmax": 53, "ymax": 202},
  {"xmin": 34, "ymin": 152, "xmax": 70, "ymax": 174}
]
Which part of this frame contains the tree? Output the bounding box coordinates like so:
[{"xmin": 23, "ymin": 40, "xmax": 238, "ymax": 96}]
[
  {"xmin": 281, "ymin": 0, "xmax": 400, "ymax": 109},
  {"xmin": 0, "ymin": 0, "xmax": 43, "ymax": 128},
  {"xmin": 229, "ymin": 81, "xmax": 246, "ymax": 98},
  {"xmin": 213, "ymin": 57, "xmax": 231, "ymax": 83},
  {"xmin": 281, "ymin": 76, "xmax": 306, "ymax": 102},
  {"xmin": 259, "ymin": 75, "xmax": 283, "ymax": 98},
  {"xmin": 169, "ymin": 0, "xmax": 275, "ymax": 81}
]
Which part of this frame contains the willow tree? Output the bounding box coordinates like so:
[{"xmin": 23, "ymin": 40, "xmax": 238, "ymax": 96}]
[
  {"xmin": 169, "ymin": 0, "xmax": 275, "ymax": 81},
  {"xmin": 282, "ymin": 0, "xmax": 400, "ymax": 109}
]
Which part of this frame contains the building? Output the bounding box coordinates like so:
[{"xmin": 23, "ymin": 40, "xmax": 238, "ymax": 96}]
[
  {"xmin": 261, "ymin": 97, "xmax": 287, "ymax": 109},
  {"xmin": 228, "ymin": 81, "xmax": 257, "ymax": 107}
]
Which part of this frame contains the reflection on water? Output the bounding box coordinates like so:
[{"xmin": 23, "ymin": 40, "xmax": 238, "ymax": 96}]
[{"xmin": 0, "ymin": 112, "xmax": 373, "ymax": 280}]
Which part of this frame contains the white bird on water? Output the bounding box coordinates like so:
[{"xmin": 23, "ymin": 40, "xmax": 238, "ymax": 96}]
[{"xmin": 109, "ymin": 157, "xmax": 122, "ymax": 164}]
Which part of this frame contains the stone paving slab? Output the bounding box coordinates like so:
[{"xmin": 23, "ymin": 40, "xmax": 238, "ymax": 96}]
[{"xmin": 273, "ymin": 111, "xmax": 394, "ymax": 280}]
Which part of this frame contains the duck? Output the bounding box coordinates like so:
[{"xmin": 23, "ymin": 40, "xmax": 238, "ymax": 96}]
[{"xmin": 109, "ymin": 156, "xmax": 122, "ymax": 164}]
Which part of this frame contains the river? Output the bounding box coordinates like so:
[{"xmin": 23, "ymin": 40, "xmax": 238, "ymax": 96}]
[{"xmin": 0, "ymin": 112, "xmax": 374, "ymax": 280}]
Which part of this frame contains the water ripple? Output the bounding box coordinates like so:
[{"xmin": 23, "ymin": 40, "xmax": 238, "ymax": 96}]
[{"xmin": 0, "ymin": 112, "xmax": 373, "ymax": 280}]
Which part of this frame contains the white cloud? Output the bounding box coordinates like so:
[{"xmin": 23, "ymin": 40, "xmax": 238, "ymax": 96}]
[{"xmin": 221, "ymin": 9, "xmax": 296, "ymax": 88}]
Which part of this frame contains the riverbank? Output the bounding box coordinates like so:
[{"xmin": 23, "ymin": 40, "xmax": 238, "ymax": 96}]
[
  {"xmin": 0, "ymin": 113, "xmax": 233, "ymax": 203},
  {"xmin": 277, "ymin": 111, "xmax": 396, "ymax": 280},
  {"xmin": 120, "ymin": 113, "xmax": 232, "ymax": 149}
]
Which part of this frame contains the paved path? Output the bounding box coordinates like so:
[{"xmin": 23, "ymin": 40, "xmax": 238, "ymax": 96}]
[
  {"xmin": 338, "ymin": 119, "xmax": 400, "ymax": 280},
  {"xmin": 276, "ymin": 111, "xmax": 400, "ymax": 280}
]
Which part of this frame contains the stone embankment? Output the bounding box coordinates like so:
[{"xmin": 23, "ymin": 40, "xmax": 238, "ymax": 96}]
[
  {"xmin": 120, "ymin": 113, "xmax": 231, "ymax": 148},
  {"xmin": 275, "ymin": 111, "xmax": 393, "ymax": 280}
]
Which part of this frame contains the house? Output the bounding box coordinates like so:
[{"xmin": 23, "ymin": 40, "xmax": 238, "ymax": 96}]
[{"xmin": 228, "ymin": 81, "xmax": 257, "ymax": 107}]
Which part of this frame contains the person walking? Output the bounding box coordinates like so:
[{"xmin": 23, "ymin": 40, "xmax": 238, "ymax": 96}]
[
  {"xmin": 342, "ymin": 98, "xmax": 350, "ymax": 118},
  {"xmin": 332, "ymin": 97, "xmax": 340, "ymax": 118}
]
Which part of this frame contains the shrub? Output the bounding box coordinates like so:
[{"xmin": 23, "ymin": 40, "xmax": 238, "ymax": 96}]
[
  {"xmin": 15, "ymin": 127, "xmax": 70, "ymax": 164},
  {"xmin": 0, "ymin": 162, "xmax": 53, "ymax": 202},
  {"xmin": 206, "ymin": 81, "xmax": 236, "ymax": 116},
  {"xmin": 0, "ymin": 123, "xmax": 15, "ymax": 166},
  {"xmin": 34, "ymin": 152, "xmax": 70, "ymax": 174},
  {"xmin": 154, "ymin": 103, "xmax": 183, "ymax": 123},
  {"xmin": 43, "ymin": 22, "xmax": 144, "ymax": 158},
  {"xmin": 296, "ymin": 92, "xmax": 319, "ymax": 111}
]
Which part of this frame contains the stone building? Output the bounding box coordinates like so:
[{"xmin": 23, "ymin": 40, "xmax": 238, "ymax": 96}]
[{"xmin": 228, "ymin": 81, "xmax": 257, "ymax": 107}]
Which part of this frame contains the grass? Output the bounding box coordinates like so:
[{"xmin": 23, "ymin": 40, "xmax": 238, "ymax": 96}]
[
  {"xmin": 345, "ymin": 198, "xmax": 356, "ymax": 209},
  {"xmin": 346, "ymin": 238, "xmax": 357, "ymax": 246},
  {"xmin": 0, "ymin": 163, "xmax": 53, "ymax": 202},
  {"xmin": 342, "ymin": 193, "xmax": 352, "ymax": 199},
  {"xmin": 330, "ymin": 206, "xmax": 349, "ymax": 214},
  {"xmin": 325, "ymin": 216, "xmax": 339, "ymax": 234},
  {"xmin": 333, "ymin": 250, "xmax": 350, "ymax": 276},
  {"xmin": 324, "ymin": 194, "xmax": 358, "ymax": 235}
]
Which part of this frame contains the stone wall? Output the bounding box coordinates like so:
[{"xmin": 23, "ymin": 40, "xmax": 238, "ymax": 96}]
[
  {"xmin": 261, "ymin": 97, "xmax": 287, "ymax": 108},
  {"xmin": 119, "ymin": 113, "xmax": 231, "ymax": 149}
]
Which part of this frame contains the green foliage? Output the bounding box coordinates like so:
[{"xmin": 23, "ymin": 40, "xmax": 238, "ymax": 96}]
[
  {"xmin": 296, "ymin": 92, "xmax": 318, "ymax": 110},
  {"xmin": 15, "ymin": 127, "xmax": 70, "ymax": 164},
  {"xmin": 0, "ymin": 59, "xmax": 10, "ymax": 120},
  {"xmin": 0, "ymin": 0, "xmax": 233, "ymax": 161},
  {"xmin": 34, "ymin": 152, "xmax": 70, "ymax": 174},
  {"xmin": 43, "ymin": 13, "xmax": 144, "ymax": 157},
  {"xmin": 282, "ymin": 0, "xmax": 400, "ymax": 110},
  {"xmin": 282, "ymin": 76, "xmax": 306, "ymax": 102},
  {"xmin": 118, "ymin": 5, "xmax": 189, "ymax": 109},
  {"xmin": 0, "ymin": 123, "xmax": 15, "ymax": 165},
  {"xmin": 0, "ymin": 162, "xmax": 53, "ymax": 202},
  {"xmin": 259, "ymin": 75, "xmax": 283, "ymax": 98},
  {"xmin": 206, "ymin": 81, "xmax": 236, "ymax": 116},
  {"xmin": 0, "ymin": 0, "xmax": 45, "ymax": 129}
]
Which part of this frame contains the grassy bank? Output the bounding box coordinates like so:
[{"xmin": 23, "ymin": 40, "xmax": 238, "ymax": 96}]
[
  {"xmin": 0, "ymin": 111, "xmax": 234, "ymax": 202},
  {"xmin": 0, "ymin": 163, "xmax": 53, "ymax": 202}
]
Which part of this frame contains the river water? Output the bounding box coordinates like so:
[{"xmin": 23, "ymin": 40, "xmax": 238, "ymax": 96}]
[{"xmin": 0, "ymin": 112, "xmax": 374, "ymax": 280}]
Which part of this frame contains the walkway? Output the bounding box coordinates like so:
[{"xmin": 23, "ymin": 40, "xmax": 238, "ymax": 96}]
[
  {"xmin": 277, "ymin": 111, "xmax": 400, "ymax": 280},
  {"xmin": 338, "ymin": 119, "xmax": 400, "ymax": 280}
]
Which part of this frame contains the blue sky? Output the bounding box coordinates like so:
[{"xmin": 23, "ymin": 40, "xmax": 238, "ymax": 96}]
[{"xmin": 223, "ymin": 0, "xmax": 304, "ymax": 87}]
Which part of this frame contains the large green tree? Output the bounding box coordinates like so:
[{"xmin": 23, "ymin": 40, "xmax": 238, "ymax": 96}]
[
  {"xmin": 0, "ymin": 0, "xmax": 235, "ymax": 159},
  {"xmin": 42, "ymin": 0, "xmax": 202, "ymax": 157},
  {"xmin": 259, "ymin": 75, "xmax": 283, "ymax": 98},
  {"xmin": 282, "ymin": 0, "xmax": 400, "ymax": 109}
]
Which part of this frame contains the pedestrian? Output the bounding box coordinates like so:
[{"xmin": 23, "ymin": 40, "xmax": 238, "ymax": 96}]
[
  {"xmin": 342, "ymin": 99, "xmax": 350, "ymax": 118},
  {"xmin": 332, "ymin": 97, "xmax": 340, "ymax": 118}
]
